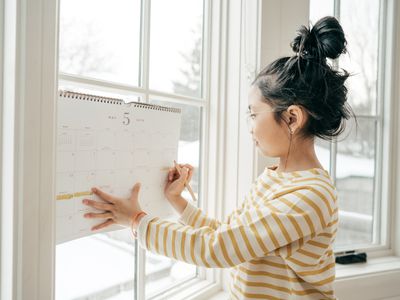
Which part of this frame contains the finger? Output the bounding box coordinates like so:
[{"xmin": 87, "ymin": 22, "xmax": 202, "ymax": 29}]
[
  {"xmin": 83, "ymin": 199, "xmax": 114, "ymax": 211},
  {"xmin": 84, "ymin": 212, "xmax": 114, "ymax": 219},
  {"xmin": 168, "ymin": 169, "xmax": 176, "ymax": 181},
  {"xmin": 130, "ymin": 182, "xmax": 141, "ymax": 202},
  {"xmin": 177, "ymin": 167, "xmax": 189, "ymax": 183},
  {"xmin": 91, "ymin": 187, "xmax": 116, "ymax": 203},
  {"xmin": 169, "ymin": 168, "xmax": 182, "ymax": 180},
  {"xmin": 181, "ymin": 164, "xmax": 195, "ymax": 182},
  {"xmin": 92, "ymin": 219, "xmax": 115, "ymax": 231},
  {"xmin": 181, "ymin": 164, "xmax": 194, "ymax": 171},
  {"xmin": 168, "ymin": 168, "xmax": 173, "ymax": 179},
  {"xmin": 187, "ymin": 169, "xmax": 193, "ymax": 182},
  {"xmin": 181, "ymin": 165, "xmax": 193, "ymax": 179}
]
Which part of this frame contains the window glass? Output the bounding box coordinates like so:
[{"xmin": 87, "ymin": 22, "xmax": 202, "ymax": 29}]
[
  {"xmin": 59, "ymin": 0, "xmax": 141, "ymax": 86},
  {"xmin": 310, "ymin": 0, "xmax": 382, "ymax": 251},
  {"xmin": 339, "ymin": 0, "xmax": 380, "ymax": 115},
  {"xmin": 149, "ymin": 0, "xmax": 204, "ymax": 98},
  {"xmin": 56, "ymin": 231, "xmax": 136, "ymax": 299},
  {"xmin": 335, "ymin": 118, "xmax": 377, "ymax": 247}
]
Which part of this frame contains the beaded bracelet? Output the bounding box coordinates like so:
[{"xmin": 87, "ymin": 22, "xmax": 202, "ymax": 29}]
[{"xmin": 131, "ymin": 211, "xmax": 147, "ymax": 239}]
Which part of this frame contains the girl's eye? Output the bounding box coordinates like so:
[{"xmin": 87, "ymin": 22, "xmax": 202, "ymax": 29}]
[{"xmin": 250, "ymin": 114, "xmax": 256, "ymax": 119}]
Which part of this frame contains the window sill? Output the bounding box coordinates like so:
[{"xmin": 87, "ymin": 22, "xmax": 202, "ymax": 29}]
[
  {"xmin": 336, "ymin": 255, "xmax": 400, "ymax": 279},
  {"xmin": 161, "ymin": 257, "xmax": 400, "ymax": 300},
  {"xmin": 193, "ymin": 256, "xmax": 400, "ymax": 300},
  {"xmin": 335, "ymin": 255, "xmax": 400, "ymax": 299},
  {"xmin": 151, "ymin": 278, "xmax": 224, "ymax": 300},
  {"xmin": 207, "ymin": 290, "xmax": 230, "ymax": 300}
]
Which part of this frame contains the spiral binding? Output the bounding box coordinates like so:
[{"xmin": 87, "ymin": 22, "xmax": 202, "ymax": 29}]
[{"xmin": 58, "ymin": 90, "xmax": 181, "ymax": 113}]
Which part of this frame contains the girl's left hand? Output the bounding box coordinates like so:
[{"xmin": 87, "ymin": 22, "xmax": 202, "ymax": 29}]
[{"xmin": 83, "ymin": 182, "xmax": 144, "ymax": 231}]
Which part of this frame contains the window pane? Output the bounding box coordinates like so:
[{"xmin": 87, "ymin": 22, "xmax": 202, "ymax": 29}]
[
  {"xmin": 149, "ymin": 0, "xmax": 204, "ymax": 98},
  {"xmin": 59, "ymin": 0, "xmax": 141, "ymax": 86},
  {"xmin": 339, "ymin": 0, "xmax": 380, "ymax": 115},
  {"xmin": 309, "ymin": 0, "xmax": 334, "ymax": 25},
  {"xmin": 56, "ymin": 231, "xmax": 136, "ymax": 299},
  {"xmin": 335, "ymin": 118, "xmax": 377, "ymax": 248},
  {"xmin": 145, "ymin": 100, "xmax": 201, "ymax": 298}
]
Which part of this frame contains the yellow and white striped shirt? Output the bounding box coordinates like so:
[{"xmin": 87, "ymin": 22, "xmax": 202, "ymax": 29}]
[{"xmin": 137, "ymin": 165, "xmax": 338, "ymax": 299}]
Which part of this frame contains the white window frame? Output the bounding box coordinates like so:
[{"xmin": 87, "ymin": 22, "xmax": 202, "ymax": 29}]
[
  {"xmin": 326, "ymin": 0, "xmax": 392, "ymax": 255},
  {"xmin": 254, "ymin": 1, "xmax": 400, "ymax": 299},
  {"xmin": 0, "ymin": 0, "xmax": 257, "ymax": 299},
  {"xmin": 257, "ymin": 0, "xmax": 397, "ymax": 255},
  {"xmin": 1, "ymin": 0, "xmax": 59, "ymax": 299}
]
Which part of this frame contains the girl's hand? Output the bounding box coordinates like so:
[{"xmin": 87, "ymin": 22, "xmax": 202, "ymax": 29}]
[
  {"xmin": 83, "ymin": 183, "xmax": 145, "ymax": 231},
  {"xmin": 164, "ymin": 163, "xmax": 194, "ymax": 200}
]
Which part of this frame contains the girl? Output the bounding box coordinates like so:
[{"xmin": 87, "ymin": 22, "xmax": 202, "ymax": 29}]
[{"xmin": 83, "ymin": 16, "xmax": 354, "ymax": 300}]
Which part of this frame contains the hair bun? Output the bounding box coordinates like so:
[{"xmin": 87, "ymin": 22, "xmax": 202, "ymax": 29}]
[{"xmin": 291, "ymin": 16, "xmax": 347, "ymax": 60}]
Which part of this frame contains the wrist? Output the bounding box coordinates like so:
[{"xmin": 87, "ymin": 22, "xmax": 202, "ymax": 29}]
[
  {"xmin": 131, "ymin": 211, "xmax": 147, "ymax": 229},
  {"xmin": 166, "ymin": 193, "xmax": 181, "ymax": 202},
  {"xmin": 135, "ymin": 212, "xmax": 147, "ymax": 225},
  {"xmin": 167, "ymin": 195, "xmax": 187, "ymax": 214}
]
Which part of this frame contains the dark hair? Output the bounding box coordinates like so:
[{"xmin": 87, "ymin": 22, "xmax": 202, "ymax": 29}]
[{"xmin": 252, "ymin": 16, "xmax": 356, "ymax": 141}]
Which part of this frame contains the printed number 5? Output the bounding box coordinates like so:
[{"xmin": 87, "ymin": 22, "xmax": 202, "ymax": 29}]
[{"xmin": 123, "ymin": 112, "xmax": 130, "ymax": 125}]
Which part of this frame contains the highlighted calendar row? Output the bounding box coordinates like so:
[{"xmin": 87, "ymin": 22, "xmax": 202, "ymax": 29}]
[{"xmin": 56, "ymin": 191, "xmax": 93, "ymax": 201}]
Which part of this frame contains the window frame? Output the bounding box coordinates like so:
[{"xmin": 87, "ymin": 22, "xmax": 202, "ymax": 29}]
[
  {"xmin": 57, "ymin": 0, "xmax": 259, "ymax": 298},
  {"xmin": 0, "ymin": 0, "xmax": 257, "ymax": 299},
  {"xmin": 254, "ymin": 1, "xmax": 400, "ymax": 298},
  {"xmin": 321, "ymin": 0, "xmax": 394, "ymax": 255},
  {"xmin": 58, "ymin": 0, "xmax": 215, "ymax": 298},
  {"xmin": 257, "ymin": 0, "xmax": 399, "ymax": 257}
]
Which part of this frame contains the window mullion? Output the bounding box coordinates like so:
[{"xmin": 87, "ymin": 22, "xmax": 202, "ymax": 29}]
[
  {"xmin": 374, "ymin": 0, "xmax": 392, "ymax": 249},
  {"xmin": 141, "ymin": 0, "xmax": 151, "ymax": 103},
  {"xmin": 59, "ymin": 73, "xmax": 147, "ymax": 97},
  {"xmin": 148, "ymin": 90, "xmax": 206, "ymax": 106},
  {"xmin": 137, "ymin": 0, "xmax": 151, "ymax": 299}
]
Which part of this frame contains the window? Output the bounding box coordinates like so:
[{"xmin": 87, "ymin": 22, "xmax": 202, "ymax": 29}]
[
  {"xmin": 57, "ymin": 0, "xmax": 207, "ymax": 299},
  {"xmin": 310, "ymin": 0, "xmax": 388, "ymax": 252}
]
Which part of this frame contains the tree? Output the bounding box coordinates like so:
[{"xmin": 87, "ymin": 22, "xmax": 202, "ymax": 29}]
[{"xmin": 171, "ymin": 22, "xmax": 203, "ymax": 142}]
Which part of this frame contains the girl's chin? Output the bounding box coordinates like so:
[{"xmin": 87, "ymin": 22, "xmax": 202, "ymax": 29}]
[
  {"xmin": 255, "ymin": 143, "xmax": 265, "ymax": 153},
  {"xmin": 255, "ymin": 144, "xmax": 271, "ymax": 156}
]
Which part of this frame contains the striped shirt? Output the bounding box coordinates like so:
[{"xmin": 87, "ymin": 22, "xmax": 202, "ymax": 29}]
[{"xmin": 137, "ymin": 165, "xmax": 338, "ymax": 299}]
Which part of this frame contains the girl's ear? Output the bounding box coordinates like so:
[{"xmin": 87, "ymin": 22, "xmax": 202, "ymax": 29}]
[{"xmin": 283, "ymin": 105, "xmax": 307, "ymax": 134}]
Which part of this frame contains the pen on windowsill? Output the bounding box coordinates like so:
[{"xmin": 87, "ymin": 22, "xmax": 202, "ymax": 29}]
[{"xmin": 173, "ymin": 160, "xmax": 197, "ymax": 202}]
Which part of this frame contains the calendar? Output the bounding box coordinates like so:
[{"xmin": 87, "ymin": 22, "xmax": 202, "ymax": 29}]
[{"xmin": 56, "ymin": 90, "xmax": 181, "ymax": 244}]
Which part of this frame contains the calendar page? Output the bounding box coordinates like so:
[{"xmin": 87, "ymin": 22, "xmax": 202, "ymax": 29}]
[{"xmin": 56, "ymin": 91, "xmax": 181, "ymax": 244}]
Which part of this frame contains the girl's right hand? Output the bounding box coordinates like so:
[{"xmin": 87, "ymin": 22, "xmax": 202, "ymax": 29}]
[{"xmin": 164, "ymin": 163, "xmax": 194, "ymax": 200}]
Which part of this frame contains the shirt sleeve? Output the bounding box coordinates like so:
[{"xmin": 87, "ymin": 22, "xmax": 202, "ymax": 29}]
[
  {"xmin": 136, "ymin": 187, "xmax": 334, "ymax": 268},
  {"xmin": 176, "ymin": 200, "xmax": 247, "ymax": 230}
]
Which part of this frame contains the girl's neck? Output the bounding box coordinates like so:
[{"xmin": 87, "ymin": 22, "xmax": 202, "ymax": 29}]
[{"xmin": 275, "ymin": 138, "xmax": 323, "ymax": 172}]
